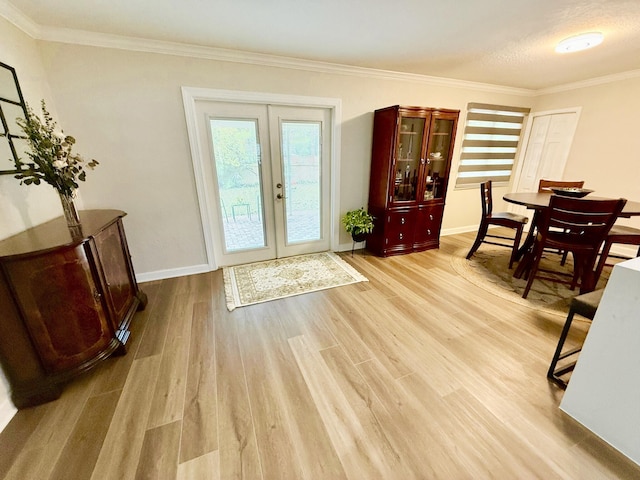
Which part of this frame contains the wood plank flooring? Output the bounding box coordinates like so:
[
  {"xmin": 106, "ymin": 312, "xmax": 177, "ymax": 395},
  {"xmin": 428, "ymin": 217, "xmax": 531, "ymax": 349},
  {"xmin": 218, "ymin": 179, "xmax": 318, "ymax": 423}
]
[{"xmin": 1, "ymin": 232, "xmax": 639, "ymax": 479}]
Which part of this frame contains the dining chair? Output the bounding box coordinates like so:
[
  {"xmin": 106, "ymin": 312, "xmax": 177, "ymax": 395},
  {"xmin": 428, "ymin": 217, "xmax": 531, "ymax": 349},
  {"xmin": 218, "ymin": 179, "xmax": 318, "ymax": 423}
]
[
  {"xmin": 516, "ymin": 195, "xmax": 626, "ymax": 298},
  {"xmin": 538, "ymin": 179, "xmax": 586, "ymax": 265},
  {"xmin": 593, "ymin": 224, "xmax": 640, "ymax": 284},
  {"xmin": 547, "ymin": 288, "xmax": 603, "ymax": 389},
  {"xmin": 466, "ymin": 180, "xmax": 529, "ymax": 268}
]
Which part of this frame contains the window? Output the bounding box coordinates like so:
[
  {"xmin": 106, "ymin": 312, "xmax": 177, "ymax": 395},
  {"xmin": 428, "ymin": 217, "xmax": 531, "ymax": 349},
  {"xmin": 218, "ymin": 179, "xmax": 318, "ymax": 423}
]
[{"xmin": 455, "ymin": 103, "xmax": 530, "ymax": 187}]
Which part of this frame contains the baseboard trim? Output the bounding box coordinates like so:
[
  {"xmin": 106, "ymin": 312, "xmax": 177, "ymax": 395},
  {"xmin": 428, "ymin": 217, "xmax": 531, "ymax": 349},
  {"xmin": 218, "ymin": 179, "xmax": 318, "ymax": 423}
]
[{"xmin": 136, "ymin": 263, "xmax": 211, "ymax": 283}]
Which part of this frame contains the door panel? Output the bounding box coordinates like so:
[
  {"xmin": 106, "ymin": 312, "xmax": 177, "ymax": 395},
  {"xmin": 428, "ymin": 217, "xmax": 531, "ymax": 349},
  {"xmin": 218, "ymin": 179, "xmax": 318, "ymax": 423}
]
[
  {"xmin": 269, "ymin": 106, "xmax": 331, "ymax": 257},
  {"xmin": 511, "ymin": 110, "xmax": 579, "ymax": 219},
  {"xmin": 195, "ymin": 101, "xmax": 331, "ymax": 266}
]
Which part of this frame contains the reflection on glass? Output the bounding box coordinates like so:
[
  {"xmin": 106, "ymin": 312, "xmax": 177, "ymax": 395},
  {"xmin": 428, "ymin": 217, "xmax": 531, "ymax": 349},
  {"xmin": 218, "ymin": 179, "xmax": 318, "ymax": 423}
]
[
  {"xmin": 424, "ymin": 118, "xmax": 454, "ymax": 200},
  {"xmin": 210, "ymin": 118, "xmax": 266, "ymax": 252},
  {"xmin": 281, "ymin": 121, "xmax": 321, "ymax": 244},
  {"xmin": 395, "ymin": 117, "xmax": 425, "ymax": 202},
  {"xmin": 0, "ymin": 65, "xmax": 20, "ymax": 103}
]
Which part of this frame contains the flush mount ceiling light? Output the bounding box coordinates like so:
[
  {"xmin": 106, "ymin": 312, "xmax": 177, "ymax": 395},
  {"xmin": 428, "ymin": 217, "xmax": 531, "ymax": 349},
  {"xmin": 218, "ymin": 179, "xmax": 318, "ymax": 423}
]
[{"xmin": 555, "ymin": 32, "xmax": 604, "ymax": 53}]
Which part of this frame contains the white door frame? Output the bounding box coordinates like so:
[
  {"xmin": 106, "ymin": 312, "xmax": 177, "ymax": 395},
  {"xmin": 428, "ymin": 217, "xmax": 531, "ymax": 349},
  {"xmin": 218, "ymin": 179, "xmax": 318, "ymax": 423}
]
[
  {"xmin": 182, "ymin": 87, "xmax": 342, "ymax": 271},
  {"xmin": 511, "ymin": 106, "xmax": 582, "ymax": 193}
]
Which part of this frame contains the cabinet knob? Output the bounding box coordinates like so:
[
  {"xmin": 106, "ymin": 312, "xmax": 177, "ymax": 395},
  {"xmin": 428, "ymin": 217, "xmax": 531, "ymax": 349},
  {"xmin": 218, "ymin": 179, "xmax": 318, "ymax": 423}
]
[
  {"xmin": 401, "ymin": 217, "xmax": 405, "ymax": 225},
  {"xmin": 427, "ymin": 229, "xmax": 432, "ymax": 235},
  {"xmin": 429, "ymin": 214, "xmax": 434, "ymax": 221},
  {"xmin": 399, "ymin": 233, "xmax": 403, "ymax": 240},
  {"xmin": 93, "ymin": 290, "xmax": 102, "ymax": 301}
]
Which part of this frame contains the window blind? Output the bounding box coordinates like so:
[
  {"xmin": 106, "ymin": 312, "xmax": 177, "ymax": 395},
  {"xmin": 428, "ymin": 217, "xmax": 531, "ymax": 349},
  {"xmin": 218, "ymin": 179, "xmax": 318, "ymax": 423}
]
[{"xmin": 455, "ymin": 102, "xmax": 530, "ymax": 187}]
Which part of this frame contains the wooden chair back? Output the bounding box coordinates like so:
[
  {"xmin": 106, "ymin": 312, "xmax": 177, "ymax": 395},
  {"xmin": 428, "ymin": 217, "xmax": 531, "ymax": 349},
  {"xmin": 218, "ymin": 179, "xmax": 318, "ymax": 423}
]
[
  {"xmin": 480, "ymin": 180, "xmax": 493, "ymax": 217},
  {"xmin": 538, "ymin": 179, "xmax": 585, "ymax": 192},
  {"xmin": 539, "ymin": 196, "xmax": 627, "ymax": 248}
]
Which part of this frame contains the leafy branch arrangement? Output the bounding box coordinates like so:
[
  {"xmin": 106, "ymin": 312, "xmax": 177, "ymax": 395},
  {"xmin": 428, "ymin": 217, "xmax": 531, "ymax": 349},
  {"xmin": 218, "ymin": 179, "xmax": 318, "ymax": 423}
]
[{"xmin": 15, "ymin": 100, "xmax": 98, "ymax": 197}]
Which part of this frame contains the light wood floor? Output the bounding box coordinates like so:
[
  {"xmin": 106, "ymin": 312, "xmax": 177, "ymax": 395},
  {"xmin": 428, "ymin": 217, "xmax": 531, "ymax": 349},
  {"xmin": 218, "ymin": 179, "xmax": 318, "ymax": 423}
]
[{"xmin": 1, "ymin": 232, "xmax": 639, "ymax": 479}]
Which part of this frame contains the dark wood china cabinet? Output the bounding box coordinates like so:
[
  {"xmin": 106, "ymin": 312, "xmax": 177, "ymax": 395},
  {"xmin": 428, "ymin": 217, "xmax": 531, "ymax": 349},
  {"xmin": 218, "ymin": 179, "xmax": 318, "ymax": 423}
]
[
  {"xmin": 367, "ymin": 105, "xmax": 459, "ymax": 256},
  {"xmin": 0, "ymin": 210, "xmax": 146, "ymax": 408}
]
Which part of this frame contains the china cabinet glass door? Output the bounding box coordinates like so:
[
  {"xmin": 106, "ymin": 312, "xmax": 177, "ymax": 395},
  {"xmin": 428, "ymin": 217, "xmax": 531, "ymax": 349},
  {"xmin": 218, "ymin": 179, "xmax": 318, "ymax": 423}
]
[
  {"xmin": 423, "ymin": 117, "xmax": 455, "ymax": 201},
  {"xmin": 394, "ymin": 116, "xmax": 425, "ymax": 202}
]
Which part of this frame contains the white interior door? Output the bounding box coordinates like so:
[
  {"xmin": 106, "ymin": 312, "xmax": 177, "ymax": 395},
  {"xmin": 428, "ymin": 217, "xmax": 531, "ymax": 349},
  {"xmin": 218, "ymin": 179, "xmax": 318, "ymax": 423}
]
[
  {"xmin": 194, "ymin": 100, "xmax": 331, "ymax": 267},
  {"xmin": 511, "ymin": 108, "xmax": 580, "ymax": 216}
]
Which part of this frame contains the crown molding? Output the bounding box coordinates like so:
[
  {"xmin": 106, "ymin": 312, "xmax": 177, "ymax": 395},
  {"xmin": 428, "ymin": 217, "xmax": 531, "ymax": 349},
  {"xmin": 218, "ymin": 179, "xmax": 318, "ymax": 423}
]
[
  {"xmin": 535, "ymin": 68, "xmax": 640, "ymax": 96},
  {"xmin": 0, "ymin": 3, "xmax": 534, "ymax": 98},
  {"xmin": 7, "ymin": 5, "xmax": 637, "ymax": 97},
  {"xmin": 38, "ymin": 25, "xmax": 535, "ymax": 96},
  {"xmin": 0, "ymin": 0, "xmax": 40, "ymax": 37}
]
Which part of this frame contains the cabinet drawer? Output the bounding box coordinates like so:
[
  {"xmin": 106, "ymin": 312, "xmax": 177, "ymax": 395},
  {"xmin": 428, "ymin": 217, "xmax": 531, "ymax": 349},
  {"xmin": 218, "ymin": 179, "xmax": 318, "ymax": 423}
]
[
  {"xmin": 414, "ymin": 205, "xmax": 444, "ymax": 246},
  {"xmin": 385, "ymin": 210, "xmax": 415, "ymax": 247}
]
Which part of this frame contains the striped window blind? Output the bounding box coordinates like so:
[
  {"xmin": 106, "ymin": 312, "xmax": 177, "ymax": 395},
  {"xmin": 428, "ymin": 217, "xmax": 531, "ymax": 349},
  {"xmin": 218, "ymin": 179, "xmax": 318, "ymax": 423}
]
[{"xmin": 455, "ymin": 103, "xmax": 530, "ymax": 187}]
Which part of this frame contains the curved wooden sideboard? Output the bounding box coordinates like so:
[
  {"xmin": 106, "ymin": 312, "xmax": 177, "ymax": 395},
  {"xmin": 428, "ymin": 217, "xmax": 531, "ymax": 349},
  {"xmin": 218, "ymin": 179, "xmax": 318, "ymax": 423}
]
[{"xmin": 0, "ymin": 210, "xmax": 147, "ymax": 408}]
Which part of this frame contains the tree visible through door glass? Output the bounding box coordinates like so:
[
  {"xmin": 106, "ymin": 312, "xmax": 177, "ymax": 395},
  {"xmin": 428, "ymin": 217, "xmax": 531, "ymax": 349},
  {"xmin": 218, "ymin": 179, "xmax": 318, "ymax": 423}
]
[
  {"xmin": 210, "ymin": 119, "xmax": 266, "ymax": 252},
  {"xmin": 281, "ymin": 121, "xmax": 322, "ymax": 244}
]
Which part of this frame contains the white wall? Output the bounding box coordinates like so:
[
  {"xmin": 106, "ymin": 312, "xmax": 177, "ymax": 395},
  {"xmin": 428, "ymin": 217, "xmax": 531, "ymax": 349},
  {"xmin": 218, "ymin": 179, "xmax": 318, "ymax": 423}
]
[
  {"xmin": 34, "ymin": 41, "xmax": 534, "ymax": 278},
  {"xmin": 0, "ymin": 17, "xmax": 63, "ymax": 237},
  {"xmin": 532, "ymin": 77, "xmax": 640, "ymax": 231},
  {"xmin": 0, "ymin": 16, "xmax": 58, "ymax": 432}
]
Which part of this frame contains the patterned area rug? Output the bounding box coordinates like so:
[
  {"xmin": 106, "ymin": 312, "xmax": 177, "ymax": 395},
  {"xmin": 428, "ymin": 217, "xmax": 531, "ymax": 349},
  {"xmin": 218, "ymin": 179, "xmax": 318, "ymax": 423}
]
[
  {"xmin": 450, "ymin": 246, "xmax": 609, "ymax": 316},
  {"xmin": 223, "ymin": 251, "xmax": 368, "ymax": 311}
]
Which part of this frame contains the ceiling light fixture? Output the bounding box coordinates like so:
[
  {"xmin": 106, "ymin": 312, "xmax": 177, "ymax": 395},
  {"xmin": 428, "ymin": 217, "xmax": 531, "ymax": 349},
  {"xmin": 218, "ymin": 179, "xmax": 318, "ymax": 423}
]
[{"xmin": 555, "ymin": 32, "xmax": 604, "ymax": 53}]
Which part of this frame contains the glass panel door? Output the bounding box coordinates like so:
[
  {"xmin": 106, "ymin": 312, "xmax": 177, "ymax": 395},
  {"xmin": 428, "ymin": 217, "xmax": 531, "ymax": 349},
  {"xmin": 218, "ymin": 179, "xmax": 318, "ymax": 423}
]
[
  {"xmin": 425, "ymin": 117, "xmax": 454, "ymax": 201},
  {"xmin": 195, "ymin": 101, "xmax": 331, "ymax": 266},
  {"xmin": 210, "ymin": 118, "xmax": 266, "ymax": 252},
  {"xmin": 280, "ymin": 121, "xmax": 322, "ymax": 244},
  {"xmin": 197, "ymin": 100, "xmax": 276, "ymax": 267},
  {"xmin": 269, "ymin": 105, "xmax": 330, "ymax": 258},
  {"xmin": 394, "ymin": 116, "xmax": 425, "ymax": 202}
]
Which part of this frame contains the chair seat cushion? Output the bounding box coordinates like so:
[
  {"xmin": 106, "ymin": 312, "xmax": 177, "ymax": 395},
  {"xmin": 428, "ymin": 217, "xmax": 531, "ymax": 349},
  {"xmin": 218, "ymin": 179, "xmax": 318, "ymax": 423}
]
[
  {"xmin": 488, "ymin": 212, "xmax": 528, "ymax": 224},
  {"xmin": 571, "ymin": 288, "xmax": 604, "ymax": 319}
]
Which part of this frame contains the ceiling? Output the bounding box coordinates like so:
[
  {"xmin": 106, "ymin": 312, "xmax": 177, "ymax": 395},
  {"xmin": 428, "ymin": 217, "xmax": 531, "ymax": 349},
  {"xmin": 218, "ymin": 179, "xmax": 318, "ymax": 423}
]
[{"xmin": 5, "ymin": 0, "xmax": 640, "ymax": 90}]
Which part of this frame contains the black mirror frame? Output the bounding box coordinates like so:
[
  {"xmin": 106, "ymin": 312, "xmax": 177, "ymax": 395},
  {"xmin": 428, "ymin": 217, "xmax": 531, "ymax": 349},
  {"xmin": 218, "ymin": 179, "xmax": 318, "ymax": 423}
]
[{"xmin": 0, "ymin": 61, "xmax": 29, "ymax": 175}]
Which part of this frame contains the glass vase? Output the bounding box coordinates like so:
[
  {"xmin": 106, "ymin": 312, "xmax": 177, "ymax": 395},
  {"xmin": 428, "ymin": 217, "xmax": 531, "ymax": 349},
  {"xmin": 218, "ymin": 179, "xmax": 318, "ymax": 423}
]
[{"xmin": 58, "ymin": 191, "xmax": 83, "ymax": 238}]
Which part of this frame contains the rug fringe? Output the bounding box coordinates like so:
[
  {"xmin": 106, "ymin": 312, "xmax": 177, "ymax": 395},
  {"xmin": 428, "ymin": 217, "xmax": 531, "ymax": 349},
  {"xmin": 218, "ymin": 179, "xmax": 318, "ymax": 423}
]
[
  {"xmin": 222, "ymin": 267, "xmax": 237, "ymax": 311},
  {"xmin": 326, "ymin": 251, "xmax": 369, "ymax": 282}
]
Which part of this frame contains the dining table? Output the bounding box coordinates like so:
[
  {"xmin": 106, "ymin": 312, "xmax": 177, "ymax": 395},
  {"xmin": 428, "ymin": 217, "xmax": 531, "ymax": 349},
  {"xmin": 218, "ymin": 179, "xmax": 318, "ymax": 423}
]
[
  {"xmin": 503, "ymin": 191, "xmax": 640, "ymax": 284},
  {"xmin": 503, "ymin": 191, "xmax": 640, "ymax": 217}
]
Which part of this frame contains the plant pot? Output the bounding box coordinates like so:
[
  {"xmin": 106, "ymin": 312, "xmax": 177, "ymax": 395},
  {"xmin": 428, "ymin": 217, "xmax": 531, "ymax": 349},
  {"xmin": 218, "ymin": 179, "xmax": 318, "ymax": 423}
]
[{"xmin": 352, "ymin": 232, "xmax": 367, "ymax": 243}]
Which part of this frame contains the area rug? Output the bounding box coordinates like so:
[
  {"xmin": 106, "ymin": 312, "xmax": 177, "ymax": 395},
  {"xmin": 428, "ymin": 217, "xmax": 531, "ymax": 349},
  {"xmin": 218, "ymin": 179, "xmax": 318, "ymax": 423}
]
[
  {"xmin": 450, "ymin": 246, "xmax": 609, "ymax": 316},
  {"xmin": 223, "ymin": 252, "xmax": 368, "ymax": 311}
]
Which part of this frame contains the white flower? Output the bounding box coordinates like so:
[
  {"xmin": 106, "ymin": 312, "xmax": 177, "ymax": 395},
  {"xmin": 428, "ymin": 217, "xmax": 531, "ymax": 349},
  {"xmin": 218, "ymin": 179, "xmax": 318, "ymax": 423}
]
[{"xmin": 53, "ymin": 159, "xmax": 67, "ymax": 169}]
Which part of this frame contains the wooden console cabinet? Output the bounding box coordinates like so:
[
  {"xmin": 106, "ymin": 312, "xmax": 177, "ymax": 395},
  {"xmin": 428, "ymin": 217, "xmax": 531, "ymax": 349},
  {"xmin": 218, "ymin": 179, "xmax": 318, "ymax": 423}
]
[
  {"xmin": 367, "ymin": 105, "xmax": 459, "ymax": 256},
  {"xmin": 0, "ymin": 210, "xmax": 146, "ymax": 408}
]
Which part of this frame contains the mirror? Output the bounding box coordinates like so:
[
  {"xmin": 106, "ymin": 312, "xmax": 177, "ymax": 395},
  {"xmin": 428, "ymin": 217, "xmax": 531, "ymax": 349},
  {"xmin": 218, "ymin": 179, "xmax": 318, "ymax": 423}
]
[{"xmin": 0, "ymin": 61, "xmax": 29, "ymax": 175}]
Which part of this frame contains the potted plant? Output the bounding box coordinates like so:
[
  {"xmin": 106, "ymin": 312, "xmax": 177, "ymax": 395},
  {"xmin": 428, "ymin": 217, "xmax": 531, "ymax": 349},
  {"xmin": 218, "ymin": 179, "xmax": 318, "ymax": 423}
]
[{"xmin": 342, "ymin": 208, "xmax": 374, "ymax": 242}]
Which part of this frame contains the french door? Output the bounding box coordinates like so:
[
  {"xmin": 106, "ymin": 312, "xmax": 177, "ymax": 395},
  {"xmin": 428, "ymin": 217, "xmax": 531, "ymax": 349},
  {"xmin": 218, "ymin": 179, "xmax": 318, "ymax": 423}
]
[{"xmin": 194, "ymin": 100, "xmax": 331, "ymax": 267}]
